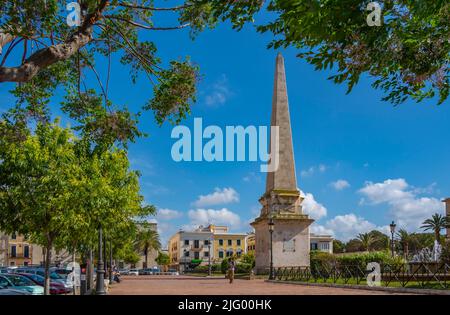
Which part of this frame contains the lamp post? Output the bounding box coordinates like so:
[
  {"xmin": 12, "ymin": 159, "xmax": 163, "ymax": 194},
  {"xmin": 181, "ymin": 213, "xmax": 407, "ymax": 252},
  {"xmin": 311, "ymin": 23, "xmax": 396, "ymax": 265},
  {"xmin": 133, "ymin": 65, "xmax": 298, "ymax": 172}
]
[
  {"xmin": 109, "ymin": 239, "xmax": 113, "ymax": 285},
  {"xmin": 268, "ymin": 217, "xmax": 275, "ymax": 280},
  {"xmin": 95, "ymin": 226, "xmax": 106, "ymax": 295},
  {"xmin": 389, "ymin": 221, "xmax": 396, "ymax": 258},
  {"xmin": 208, "ymin": 236, "xmax": 212, "ymax": 277}
]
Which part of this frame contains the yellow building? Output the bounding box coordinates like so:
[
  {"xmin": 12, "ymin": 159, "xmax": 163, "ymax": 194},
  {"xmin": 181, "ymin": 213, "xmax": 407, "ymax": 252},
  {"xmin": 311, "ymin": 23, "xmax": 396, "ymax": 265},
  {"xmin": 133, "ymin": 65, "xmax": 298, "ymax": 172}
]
[
  {"xmin": 0, "ymin": 233, "xmax": 33, "ymax": 267},
  {"xmin": 167, "ymin": 225, "xmax": 247, "ymax": 271},
  {"xmin": 246, "ymin": 233, "xmax": 256, "ymax": 256}
]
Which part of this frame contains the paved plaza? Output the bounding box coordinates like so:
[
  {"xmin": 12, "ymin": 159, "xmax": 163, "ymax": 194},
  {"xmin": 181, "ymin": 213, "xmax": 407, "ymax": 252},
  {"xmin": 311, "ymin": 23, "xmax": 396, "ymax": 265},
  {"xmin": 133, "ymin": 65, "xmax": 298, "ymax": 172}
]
[{"xmin": 109, "ymin": 275, "xmax": 407, "ymax": 295}]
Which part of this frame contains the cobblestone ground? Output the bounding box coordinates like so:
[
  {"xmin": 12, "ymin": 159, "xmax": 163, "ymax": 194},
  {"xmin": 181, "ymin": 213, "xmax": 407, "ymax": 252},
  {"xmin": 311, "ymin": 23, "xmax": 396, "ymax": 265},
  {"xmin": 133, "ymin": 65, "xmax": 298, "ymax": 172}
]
[{"xmin": 109, "ymin": 275, "xmax": 406, "ymax": 295}]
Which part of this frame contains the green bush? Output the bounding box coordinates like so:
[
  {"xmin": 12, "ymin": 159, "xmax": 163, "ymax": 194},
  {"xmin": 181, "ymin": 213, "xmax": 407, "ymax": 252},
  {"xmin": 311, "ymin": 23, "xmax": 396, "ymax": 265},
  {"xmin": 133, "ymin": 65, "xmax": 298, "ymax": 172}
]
[
  {"xmin": 236, "ymin": 262, "xmax": 253, "ymax": 274},
  {"xmin": 221, "ymin": 258, "xmax": 229, "ymax": 274},
  {"xmin": 193, "ymin": 265, "xmax": 209, "ymax": 273}
]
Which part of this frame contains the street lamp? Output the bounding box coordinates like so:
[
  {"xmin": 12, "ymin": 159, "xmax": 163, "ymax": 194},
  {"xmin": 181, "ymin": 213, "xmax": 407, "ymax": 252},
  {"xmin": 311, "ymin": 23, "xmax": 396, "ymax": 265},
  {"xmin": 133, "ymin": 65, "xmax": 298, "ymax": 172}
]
[
  {"xmin": 208, "ymin": 236, "xmax": 212, "ymax": 277},
  {"xmin": 268, "ymin": 217, "xmax": 275, "ymax": 280},
  {"xmin": 109, "ymin": 239, "xmax": 113, "ymax": 285},
  {"xmin": 389, "ymin": 221, "xmax": 396, "ymax": 258},
  {"xmin": 95, "ymin": 225, "xmax": 106, "ymax": 295}
]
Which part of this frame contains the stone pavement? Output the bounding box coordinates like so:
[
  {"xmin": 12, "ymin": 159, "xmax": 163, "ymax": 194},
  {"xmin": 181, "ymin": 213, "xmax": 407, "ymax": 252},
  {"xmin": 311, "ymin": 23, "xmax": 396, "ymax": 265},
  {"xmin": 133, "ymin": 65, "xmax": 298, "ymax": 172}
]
[{"xmin": 109, "ymin": 275, "xmax": 407, "ymax": 295}]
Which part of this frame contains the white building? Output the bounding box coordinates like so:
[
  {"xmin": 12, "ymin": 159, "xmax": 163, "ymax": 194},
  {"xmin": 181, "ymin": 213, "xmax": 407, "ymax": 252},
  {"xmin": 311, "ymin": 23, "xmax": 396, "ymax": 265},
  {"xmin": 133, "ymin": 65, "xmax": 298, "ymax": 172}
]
[{"xmin": 310, "ymin": 233, "xmax": 333, "ymax": 254}]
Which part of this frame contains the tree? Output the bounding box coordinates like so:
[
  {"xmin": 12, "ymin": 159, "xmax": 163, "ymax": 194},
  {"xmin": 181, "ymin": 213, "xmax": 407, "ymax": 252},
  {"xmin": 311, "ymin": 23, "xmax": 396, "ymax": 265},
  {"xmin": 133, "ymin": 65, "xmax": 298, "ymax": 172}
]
[
  {"xmin": 0, "ymin": 118, "xmax": 153, "ymax": 294},
  {"xmin": 369, "ymin": 230, "xmax": 390, "ymax": 251},
  {"xmin": 357, "ymin": 233, "xmax": 376, "ymax": 252},
  {"xmin": 155, "ymin": 251, "xmax": 170, "ymax": 271},
  {"xmin": 0, "ymin": 0, "xmax": 264, "ymax": 148},
  {"xmin": 421, "ymin": 213, "xmax": 450, "ymax": 244},
  {"xmin": 1, "ymin": 1, "xmax": 445, "ymax": 150},
  {"xmin": 332, "ymin": 240, "xmax": 345, "ymax": 253},
  {"xmin": 258, "ymin": 1, "xmax": 449, "ymax": 105},
  {"xmin": 134, "ymin": 224, "xmax": 161, "ymax": 268},
  {"xmin": 396, "ymin": 229, "xmax": 412, "ymax": 259},
  {"xmin": 0, "ymin": 121, "xmax": 84, "ymax": 294},
  {"xmin": 345, "ymin": 238, "xmax": 364, "ymax": 252}
]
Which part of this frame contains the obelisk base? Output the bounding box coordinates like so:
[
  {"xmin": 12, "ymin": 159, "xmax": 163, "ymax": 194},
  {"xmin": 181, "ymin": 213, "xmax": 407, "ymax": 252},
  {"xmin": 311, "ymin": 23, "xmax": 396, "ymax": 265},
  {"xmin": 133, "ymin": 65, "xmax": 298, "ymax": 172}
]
[{"xmin": 250, "ymin": 214, "xmax": 313, "ymax": 275}]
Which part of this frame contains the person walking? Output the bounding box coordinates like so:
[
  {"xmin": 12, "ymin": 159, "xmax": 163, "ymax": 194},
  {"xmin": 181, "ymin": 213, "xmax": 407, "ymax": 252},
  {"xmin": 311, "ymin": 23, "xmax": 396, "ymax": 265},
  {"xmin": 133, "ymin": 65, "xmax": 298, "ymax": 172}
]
[{"xmin": 228, "ymin": 257, "xmax": 235, "ymax": 284}]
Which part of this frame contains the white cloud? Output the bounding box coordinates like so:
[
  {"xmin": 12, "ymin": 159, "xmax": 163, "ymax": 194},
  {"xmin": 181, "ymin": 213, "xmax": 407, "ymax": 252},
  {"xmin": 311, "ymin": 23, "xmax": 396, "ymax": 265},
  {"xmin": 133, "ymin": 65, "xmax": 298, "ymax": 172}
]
[
  {"xmin": 204, "ymin": 74, "xmax": 233, "ymax": 106},
  {"xmin": 187, "ymin": 208, "xmax": 242, "ymax": 231},
  {"xmin": 156, "ymin": 208, "xmax": 183, "ymax": 221},
  {"xmin": 359, "ymin": 178, "xmax": 444, "ymax": 231},
  {"xmin": 310, "ymin": 224, "xmax": 334, "ymax": 235},
  {"xmin": 300, "ymin": 191, "xmax": 327, "ymax": 220},
  {"xmin": 300, "ymin": 164, "xmax": 327, "ymax": 177},
  {"xmin": 330, "ymin": 179, "xmax": 350, "ymax": 191},
  {"xmin": 242, "ymin": 172, "xmax": 262, "ymax": 183},
  {"xmin": 193, "ymin": 187, "xmax": 239, "ymax": 207},
  {"xmin": 325, "ymin": 213, "xmax": 377, "ymax": 241}
]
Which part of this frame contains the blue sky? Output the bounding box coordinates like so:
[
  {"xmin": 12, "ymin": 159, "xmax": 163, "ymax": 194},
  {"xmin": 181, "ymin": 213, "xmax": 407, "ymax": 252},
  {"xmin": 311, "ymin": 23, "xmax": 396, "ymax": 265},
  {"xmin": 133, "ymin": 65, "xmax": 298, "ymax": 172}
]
[{"xmin": 1, "ymin": 5, "xmax": 449, "ymax": 247}]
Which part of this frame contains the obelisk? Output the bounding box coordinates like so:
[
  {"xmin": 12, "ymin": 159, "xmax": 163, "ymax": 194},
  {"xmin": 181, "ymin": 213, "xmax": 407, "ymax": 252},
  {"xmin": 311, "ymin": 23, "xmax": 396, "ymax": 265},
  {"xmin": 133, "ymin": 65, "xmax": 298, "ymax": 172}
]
[{"xmin": 251, "ymin": 53, "xmax": 313, "ymax": 274}]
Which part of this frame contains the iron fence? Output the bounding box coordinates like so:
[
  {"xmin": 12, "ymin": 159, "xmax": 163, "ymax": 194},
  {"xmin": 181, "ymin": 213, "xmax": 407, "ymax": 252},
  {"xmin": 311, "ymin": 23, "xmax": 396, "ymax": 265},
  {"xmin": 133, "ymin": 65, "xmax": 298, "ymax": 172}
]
[{"xmin": 272, "ymin": 262, "xmax": 450, "ymax": 289}]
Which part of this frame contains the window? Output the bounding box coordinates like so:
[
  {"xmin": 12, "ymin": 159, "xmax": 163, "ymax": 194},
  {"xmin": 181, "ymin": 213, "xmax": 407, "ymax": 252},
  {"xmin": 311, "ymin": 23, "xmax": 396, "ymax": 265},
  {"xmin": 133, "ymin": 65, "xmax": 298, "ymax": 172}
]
[
  {"xmin": 23, "ymin": 262, "xmax": 29, "ymax": 266},
  {"xmin": 204, "ymin": 240, "xmax": 209, "ymax": 246},
  {"xmin": 194, "ymin": 240, "xmax": 200, "ymax": 248},
  {"xmin": 194, "ymin": 252, "xmax": 199, "ymax": 260},
  {"xmin": 10, "ymin": 245, "xmax": 16, "ymax": 258},
  {"xmin": 184, "ymin": 251, "xmax": 189, "ymax": 257},
  {"xmin": 227, "ymin": 240, "xmax": 232, "ymax": 246},
  {"xmin": 236, "ymin": 249, "xmax": 242, "ymax": 257},
  {"xmin": 310, "ymin": 243, "xmax": 318, "ymax": 250},
  {"xmin": 219, "ymin": 239, "xmax": 223, "ymax": 246},
  {"xmin": 237, "ymin": 239, "xmax": 241, "ymax": 246},
  {"xmin": 0, "ymin": 276, "xmax": 9, "ymax": 288},
  {"xmin": 184, "ymin": 240, "xmax": 189, "ymax": 246},
  {"xmin": 204, "ymin": 251, "xmax": 209, "ymax": 257},
  {"xmin": 11, "ymin": 233, "xmax": 16, "ymax": 240},
  {"xmin": 219, "ymin": 251, "xmax": 224, "ymax": 259},
  {"xmin": 226, "ymin": 250, "xmax": 233, "ymax": 257},
  {"xmin": 24, "ymin": 246, "xmax": 29, "ymax": 258}
]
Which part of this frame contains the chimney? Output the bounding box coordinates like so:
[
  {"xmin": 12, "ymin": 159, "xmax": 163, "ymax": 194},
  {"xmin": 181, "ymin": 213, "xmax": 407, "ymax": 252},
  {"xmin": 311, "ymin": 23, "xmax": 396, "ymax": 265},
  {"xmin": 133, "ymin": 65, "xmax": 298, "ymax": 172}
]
[{"xmin": 444, "ymin": 198, "xmax": 450, "ymax": 240}]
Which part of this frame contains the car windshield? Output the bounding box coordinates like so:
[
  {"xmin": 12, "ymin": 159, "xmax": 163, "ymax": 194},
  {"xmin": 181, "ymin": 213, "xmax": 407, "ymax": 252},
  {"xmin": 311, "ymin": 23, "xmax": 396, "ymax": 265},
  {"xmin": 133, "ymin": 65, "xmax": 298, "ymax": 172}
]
[
  {"xmin": 5, "ymin": 275, "xmax": 36, "ymax": 286},
  {"xmin": 23, "ymin": 274, "xmax": 44, "ymax": 284}
]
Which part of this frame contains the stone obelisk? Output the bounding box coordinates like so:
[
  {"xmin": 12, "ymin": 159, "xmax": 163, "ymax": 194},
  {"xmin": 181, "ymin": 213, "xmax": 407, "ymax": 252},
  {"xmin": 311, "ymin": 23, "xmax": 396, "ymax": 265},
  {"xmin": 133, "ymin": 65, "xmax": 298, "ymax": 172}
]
[{"xmin": 251, "ymin": 53, "xmax": 313, "ymax": 274}]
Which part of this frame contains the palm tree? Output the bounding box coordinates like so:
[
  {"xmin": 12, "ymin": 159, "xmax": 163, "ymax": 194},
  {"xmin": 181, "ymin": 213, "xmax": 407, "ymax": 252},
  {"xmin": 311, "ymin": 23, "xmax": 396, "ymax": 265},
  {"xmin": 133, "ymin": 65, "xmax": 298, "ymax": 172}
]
[
  {"xmin": 134, "ymin": 228, "xmax": 161, "ymax": 269},
  {"xmin": 357, "ymin": 233, "xmax": 375, "ymax": 252},
  {"xmin": 396, "ymin": 229, "xmax": 411, "ymax": 259},
  {"xmin": 420, "ymin": 214, "xmax": 450, "ymax": 244}
]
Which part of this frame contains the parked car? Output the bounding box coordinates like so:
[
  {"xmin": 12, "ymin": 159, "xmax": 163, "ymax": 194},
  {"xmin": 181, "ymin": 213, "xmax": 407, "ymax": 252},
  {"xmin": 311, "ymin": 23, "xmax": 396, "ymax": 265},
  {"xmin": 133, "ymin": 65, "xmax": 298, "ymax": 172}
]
[
  {"xmin": 119, "ymin": 269, "xmax": 130, "ymax": 275},
  {"xmin": 14, "ymin": 268, "xmax": 72, "ymax": 291},
  {"xmin": 17, "ymin": 273, "xmax": 71, "ymax": 295},
  {"xmin": 168, "ymin": 269, "xmax": 179, "ymax": 276},
  {"xmin": 129, "ymin": 269, "xmax": 139, "ymax": 276},
  {"xmin": 0, "ymin": 274, "xmax": 44, "ymax": 295},
  {"xmin": 0, "ymin": 288, "xmax": 31, "ymax": 295},
  {"xmin": 139, "ymin": 268, "xmax": 154, "ymax": 275},
  {"xmin": 0, "ymin": 268, "xmax": 9, "ymax": 274}
]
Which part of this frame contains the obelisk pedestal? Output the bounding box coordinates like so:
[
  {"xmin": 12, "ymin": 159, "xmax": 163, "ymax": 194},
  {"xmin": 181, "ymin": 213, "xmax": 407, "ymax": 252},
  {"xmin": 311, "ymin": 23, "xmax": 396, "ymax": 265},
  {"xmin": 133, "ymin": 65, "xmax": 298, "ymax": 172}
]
[{"xmin": 251, "ymin": 53, "xmax": 314, "ymax": 274}]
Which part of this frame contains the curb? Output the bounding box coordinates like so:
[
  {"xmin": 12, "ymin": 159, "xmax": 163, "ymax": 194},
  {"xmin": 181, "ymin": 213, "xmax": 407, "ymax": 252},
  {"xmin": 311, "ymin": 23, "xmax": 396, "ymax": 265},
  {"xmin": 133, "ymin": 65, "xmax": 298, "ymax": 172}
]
[{"xmin": 266, "ymin": 280, "xmax": 450, "ymax": 295}]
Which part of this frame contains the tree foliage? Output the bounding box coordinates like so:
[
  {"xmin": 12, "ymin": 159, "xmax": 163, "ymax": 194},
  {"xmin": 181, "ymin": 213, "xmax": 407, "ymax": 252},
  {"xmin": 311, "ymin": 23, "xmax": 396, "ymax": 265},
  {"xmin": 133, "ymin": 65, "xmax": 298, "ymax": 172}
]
[
  {"xmin": 0, "ymin": 119, "xmax": 153, "ymax": 293},
  {"xmin": 258, "ymin": 0, "xmax": 449, "ymax": 105}
]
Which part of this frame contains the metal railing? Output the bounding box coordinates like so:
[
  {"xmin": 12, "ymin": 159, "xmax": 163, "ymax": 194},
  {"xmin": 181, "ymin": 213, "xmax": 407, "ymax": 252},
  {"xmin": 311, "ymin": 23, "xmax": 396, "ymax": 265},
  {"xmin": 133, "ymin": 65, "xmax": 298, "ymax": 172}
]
[{"xmin": 272, "ymin": 262, "xmax": 450, "ymax": 289}]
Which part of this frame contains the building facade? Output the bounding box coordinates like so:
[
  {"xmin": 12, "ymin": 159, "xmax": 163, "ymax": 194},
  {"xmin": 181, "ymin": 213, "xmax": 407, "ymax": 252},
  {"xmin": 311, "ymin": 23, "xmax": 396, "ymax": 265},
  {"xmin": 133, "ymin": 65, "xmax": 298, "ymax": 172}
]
[
  {"xmin": 310, "ymin": 233, "xmax": 333, "ymax": 254},
  {"xmin": 246, "ymin": 232, "xmax": 333, "ymax": 256},
  {"xmin": 0, "ymin": 233, "xmax": 33, "ymax": 267},
  {"xmin": 168, "ymin": 225, "xmax": 246, "ymax": 272}
]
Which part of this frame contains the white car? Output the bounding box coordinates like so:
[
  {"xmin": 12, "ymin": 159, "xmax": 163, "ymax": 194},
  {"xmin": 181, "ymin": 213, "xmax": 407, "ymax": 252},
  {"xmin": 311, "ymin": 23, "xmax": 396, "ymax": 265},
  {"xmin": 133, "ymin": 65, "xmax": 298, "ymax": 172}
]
[{"xmin": 129, "ymin": 269, "xmax": 139, "ymax": 276}]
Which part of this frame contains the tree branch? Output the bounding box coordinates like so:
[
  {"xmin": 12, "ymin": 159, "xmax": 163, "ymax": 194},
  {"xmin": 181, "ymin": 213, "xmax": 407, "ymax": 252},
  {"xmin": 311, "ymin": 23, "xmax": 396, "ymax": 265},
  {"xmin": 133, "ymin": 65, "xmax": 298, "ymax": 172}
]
[
  {"xmin": 0, "ymin": 0, "xmax": 109, "ymax": 83},
  {"xmin": 117, "ymin": 1, "xmax": 192, "ymax": 11},
  {"xmin": 105, "ymin": 15, "xmax": 190, "ymax": 30}
]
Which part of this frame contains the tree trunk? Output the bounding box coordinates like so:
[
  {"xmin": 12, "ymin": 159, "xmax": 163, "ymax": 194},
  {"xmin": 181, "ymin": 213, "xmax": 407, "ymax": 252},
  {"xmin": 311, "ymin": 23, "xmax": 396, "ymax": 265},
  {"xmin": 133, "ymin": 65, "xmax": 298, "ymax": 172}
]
[
  {"xmin": 144, "ymin": 247, "xmax": 148, "ymax": 269},
  {"xmin": 435, "ymin": 230, "xmax": 441, "ymax": 244},
  {"xmin": 44, "ymin": 240, "xmax": 52, "ymax": 295}
]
